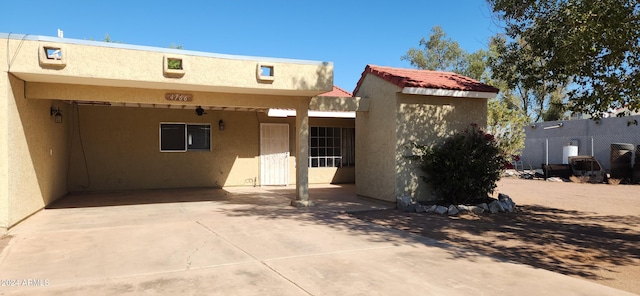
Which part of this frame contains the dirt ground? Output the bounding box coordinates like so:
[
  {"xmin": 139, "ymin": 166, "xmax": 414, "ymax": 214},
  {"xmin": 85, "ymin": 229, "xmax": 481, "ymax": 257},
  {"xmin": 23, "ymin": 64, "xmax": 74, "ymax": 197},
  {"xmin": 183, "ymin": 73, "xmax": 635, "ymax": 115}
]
[{"xmin": 351, "ymin": 177, "xmax": 640, "ymax": 294}]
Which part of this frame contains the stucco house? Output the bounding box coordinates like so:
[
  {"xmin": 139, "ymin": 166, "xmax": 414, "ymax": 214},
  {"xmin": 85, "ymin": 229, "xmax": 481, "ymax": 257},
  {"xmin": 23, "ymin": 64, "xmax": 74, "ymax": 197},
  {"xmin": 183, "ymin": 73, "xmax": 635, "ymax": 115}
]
[
  {"xmin": 1, "ymin": 34, "xmax": 499, "ymax": 232},
  {"xmin": 353, "ymin": 65, "xmax": 499, "ymax": 202},
  {"xmin": 0, "ymin": 34, "xmax": 361, "ymax": 231}
]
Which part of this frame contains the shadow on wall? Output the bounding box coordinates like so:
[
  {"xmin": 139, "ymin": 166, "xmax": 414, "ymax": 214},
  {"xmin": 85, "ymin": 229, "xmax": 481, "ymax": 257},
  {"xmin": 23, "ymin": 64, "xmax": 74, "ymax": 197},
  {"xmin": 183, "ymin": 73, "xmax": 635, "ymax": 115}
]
[
  {"xmin": 328, "ymin": 167, "xmax": 355, "ymax": 184},
  {"xmin": 67, "ymin": 105, "xmax": 261, "ymax": 192},
  {"xmin": 395, "ymin": 95, "xmax": 487, "ymax": 201},
  {"xmin": 12, "ymin": 75, "xmax": 70, "ymax": 208},
  {"xmin": 291, "ymin": 63, "xmax": 333, "ymax": 92}
]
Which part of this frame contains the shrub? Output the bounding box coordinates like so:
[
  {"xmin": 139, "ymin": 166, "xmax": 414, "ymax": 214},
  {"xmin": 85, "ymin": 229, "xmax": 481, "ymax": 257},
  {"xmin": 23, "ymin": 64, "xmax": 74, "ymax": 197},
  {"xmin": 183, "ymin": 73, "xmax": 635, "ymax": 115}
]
[{"xmin": 410, "ymin": 124, "xmax": 507, "ymax": 205}]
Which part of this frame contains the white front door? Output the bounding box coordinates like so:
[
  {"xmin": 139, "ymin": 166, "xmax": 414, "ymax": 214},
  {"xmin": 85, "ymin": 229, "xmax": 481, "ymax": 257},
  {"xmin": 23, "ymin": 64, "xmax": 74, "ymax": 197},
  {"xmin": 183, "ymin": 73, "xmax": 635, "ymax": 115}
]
[{"xmin": 260, "ymin": 123, "xmax": 290, "ymax": 186}]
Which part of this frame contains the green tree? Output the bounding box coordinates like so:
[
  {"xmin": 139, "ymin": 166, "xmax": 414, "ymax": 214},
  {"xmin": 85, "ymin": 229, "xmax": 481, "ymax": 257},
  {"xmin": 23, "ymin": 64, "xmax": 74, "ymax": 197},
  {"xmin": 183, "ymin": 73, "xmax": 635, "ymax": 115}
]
[
  {"xmin": 488, "ymin": 35, "xmax": 569, "ymax": 122},
  {"xmin": 542, "ymin": 89, "xmax": 569, "ymax": 121},
  {"xmin": 401, "ymin": 26, "xmax": 470, "ymax": 78},
  {"xmin": 488, "ymin": 0, "xmax": 640, "ymax": 118},
  {"xmin": 487, "ymin": 98, "xmax": 528, "ymax": 156}
]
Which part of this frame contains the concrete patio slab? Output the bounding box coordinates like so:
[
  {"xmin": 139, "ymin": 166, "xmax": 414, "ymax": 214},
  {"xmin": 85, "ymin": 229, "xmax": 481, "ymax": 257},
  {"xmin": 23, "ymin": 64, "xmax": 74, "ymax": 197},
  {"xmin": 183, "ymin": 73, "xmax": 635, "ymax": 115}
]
[{"xmin": 0, "ymin": 185, "xmax": 634, "ymax": 295}]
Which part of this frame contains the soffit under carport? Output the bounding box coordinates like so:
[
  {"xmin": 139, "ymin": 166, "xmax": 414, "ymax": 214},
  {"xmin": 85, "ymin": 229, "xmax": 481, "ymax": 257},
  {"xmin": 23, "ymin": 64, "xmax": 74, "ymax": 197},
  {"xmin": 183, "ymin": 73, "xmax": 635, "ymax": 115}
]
[
  {"xmin": 66, "ymin": 100, "xmax": 271, "ymax": 113},
  {"xmin": 14, "ymin": 72, "xmax": 327, "ymax": 97},
  {"xmin": 25, "ymin": 81, "xmax": 311, "ymax": 111}
]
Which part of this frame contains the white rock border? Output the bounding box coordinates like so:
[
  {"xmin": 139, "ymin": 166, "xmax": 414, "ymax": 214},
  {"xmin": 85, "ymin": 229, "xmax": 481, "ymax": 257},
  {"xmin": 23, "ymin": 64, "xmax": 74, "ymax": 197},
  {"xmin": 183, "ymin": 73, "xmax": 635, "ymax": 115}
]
[{"xmin": 397, "ymin": 193, "xmax": 517, "ymax": 216}]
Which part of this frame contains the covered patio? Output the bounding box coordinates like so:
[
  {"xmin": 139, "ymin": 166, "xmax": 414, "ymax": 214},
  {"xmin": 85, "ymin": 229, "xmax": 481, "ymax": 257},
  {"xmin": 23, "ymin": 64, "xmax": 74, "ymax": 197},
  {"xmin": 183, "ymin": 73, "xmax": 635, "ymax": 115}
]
[{"xmin": 1, "ymin": 34, "xmax": 360, "ymax": 231}]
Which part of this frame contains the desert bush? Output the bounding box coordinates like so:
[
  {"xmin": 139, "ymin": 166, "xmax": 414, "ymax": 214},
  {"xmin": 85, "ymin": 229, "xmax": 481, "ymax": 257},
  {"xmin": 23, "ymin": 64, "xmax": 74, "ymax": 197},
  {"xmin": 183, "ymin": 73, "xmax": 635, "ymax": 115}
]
[{"xmin": 409, "ymin": 124, "xmax": 507, "ymax": 205}]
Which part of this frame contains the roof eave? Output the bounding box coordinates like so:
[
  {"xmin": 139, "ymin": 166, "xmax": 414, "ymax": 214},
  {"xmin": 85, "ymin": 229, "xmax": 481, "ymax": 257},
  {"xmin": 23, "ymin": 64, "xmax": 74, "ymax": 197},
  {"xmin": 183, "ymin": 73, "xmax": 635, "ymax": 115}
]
[{"xmin": 401, "ymin": 87, "xmax": 498, "ymax": 99}]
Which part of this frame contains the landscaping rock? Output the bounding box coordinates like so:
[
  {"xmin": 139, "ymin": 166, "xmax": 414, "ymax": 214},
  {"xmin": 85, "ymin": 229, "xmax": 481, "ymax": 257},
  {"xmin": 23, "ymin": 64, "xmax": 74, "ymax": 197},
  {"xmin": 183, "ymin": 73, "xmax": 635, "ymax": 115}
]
[
  {"xmin": 396, "ymin": 195, "xmax": 416, "ymax": 212},
  {"xmin": 478, "ymin": 203, "xmax": 489, "ymax": 211},
  {"xmin": 425, "ymin": 205, "xmax": 437, "ymax": 213},
  {"xmin": 457, "ymin": 205, "xmax": 470, "ymax": 212},
  {"xmin": 498, "ymin": 193, "xmax": 516, "ymax": 212},
  {"xmin": 415, "ymin": 204, "xmax": 426, "ymax": 213},
  {"xmin": 447, "ymin": 205, "xmax": 459, "ymax": 215},
  {"xmin": 469, "ymin": 205, "xmax": 485, "ymax": 214},
  {"xmin": 434, "ymin": 206, "xmax": 448, "ymax": 215},
  {"xmin": 498, "ymin": 200, "xmax": 511, "ymax": 212},
  {"xmin": 488, "ymin": 200, "xmax": 504, "ymax": 213}
]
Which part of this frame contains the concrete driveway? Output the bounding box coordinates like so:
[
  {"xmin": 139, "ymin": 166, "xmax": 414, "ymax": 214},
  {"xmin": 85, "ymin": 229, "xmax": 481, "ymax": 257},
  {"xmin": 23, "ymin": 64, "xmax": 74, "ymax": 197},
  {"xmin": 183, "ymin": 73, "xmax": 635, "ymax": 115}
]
[{"xmin": 0, "ymin": 185, "xmax": 633, "ymax": 295}]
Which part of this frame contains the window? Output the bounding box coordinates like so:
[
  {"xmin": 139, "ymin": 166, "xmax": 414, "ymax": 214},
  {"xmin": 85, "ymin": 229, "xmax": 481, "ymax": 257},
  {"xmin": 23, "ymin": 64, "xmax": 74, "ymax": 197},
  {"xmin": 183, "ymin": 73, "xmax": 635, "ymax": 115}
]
[
  {"xmin": 309, "ymin": 127, "xmax": 355, "ymax": 167},
  {"xmin": 187, "ymin": 124, "xmax": 211, "ymax": 150},
  {"xmin": 160, "ymin": 123, "xmax": 211, "ymax": 152}
]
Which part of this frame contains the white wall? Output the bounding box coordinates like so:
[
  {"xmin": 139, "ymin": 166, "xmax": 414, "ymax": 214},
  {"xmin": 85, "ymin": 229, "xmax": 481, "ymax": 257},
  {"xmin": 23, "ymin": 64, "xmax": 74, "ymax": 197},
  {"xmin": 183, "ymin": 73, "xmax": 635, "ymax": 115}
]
[{"xmin": 521, "ymin": 115, "xmax": 640, "ymax": 170}]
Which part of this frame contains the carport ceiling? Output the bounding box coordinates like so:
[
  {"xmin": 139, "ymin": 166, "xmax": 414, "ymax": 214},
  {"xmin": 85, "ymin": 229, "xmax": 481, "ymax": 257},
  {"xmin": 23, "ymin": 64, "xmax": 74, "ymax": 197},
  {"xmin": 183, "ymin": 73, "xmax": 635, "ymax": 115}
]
[{"xmin": 64, "ymin": 100, "xmax": 270, "ymax": 113}]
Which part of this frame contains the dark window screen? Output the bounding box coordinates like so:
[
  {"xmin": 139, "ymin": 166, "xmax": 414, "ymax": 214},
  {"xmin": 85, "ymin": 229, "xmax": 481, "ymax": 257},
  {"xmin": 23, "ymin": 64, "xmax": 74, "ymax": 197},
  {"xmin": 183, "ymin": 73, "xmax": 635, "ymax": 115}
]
[
  {"xmin": 187, "ymin": 124, "xmax": 211, "ymax": 150},
  {"xmin": 160, "ymin": 124, "xmax": 186, "ymax": 151}
]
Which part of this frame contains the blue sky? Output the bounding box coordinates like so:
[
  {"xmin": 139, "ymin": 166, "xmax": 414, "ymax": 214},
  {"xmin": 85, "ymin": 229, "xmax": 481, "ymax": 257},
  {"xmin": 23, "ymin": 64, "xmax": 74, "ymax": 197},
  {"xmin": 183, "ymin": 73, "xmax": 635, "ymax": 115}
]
[{"xmin": 2, "ymin": 1, "xmax": 502, "ymax": 92}]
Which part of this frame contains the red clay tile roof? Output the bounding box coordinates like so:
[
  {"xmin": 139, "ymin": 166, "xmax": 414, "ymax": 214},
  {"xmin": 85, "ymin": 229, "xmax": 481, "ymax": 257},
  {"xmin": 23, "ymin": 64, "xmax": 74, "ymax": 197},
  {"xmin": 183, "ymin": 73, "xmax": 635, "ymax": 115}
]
[
  {"xmin": 319, "ymin": 86, "xmax": 353, "ymax": 97},
  {"xmin": 353, "ymin": 65, "xmax": 499, "ymax": 96}
]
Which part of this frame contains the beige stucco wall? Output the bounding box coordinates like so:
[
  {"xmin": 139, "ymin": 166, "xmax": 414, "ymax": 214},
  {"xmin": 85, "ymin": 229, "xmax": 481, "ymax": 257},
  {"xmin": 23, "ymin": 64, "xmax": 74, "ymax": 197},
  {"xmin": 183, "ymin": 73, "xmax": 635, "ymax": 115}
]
[
  {"xmin": 1, "ymin": 43, "xmax": 8, "ymax": 230},
  {"xmin": 354, "ymin": 72, "xmax": 489, "ymax": 203},
  {"xmin": 0, "ymin": 34, "xmax": 342, "ymax": 228},
  {"xmin": 8, "ymin": 37, "xmax": 332, "ymax": 96},
  {"xmin": 64, "ymin": 106, "xmax": 355, "ymax": 192},
  {"xmin": 396, "ymin": 94, "xmax": 488, "ymax": 201},
  {"xmin": 4, "ymin": 75, "xmax": 70, "ymax": 228},
  {"xmin": 308, "ymin": 167, "xmax": 355, "ymax": 184},
  {"xmin": 354, "ymin": 75, "xmax": 401, "ymax": 202},
  {"xmin": 68, "ymin": 105, "xmax": 258, "ymax": 191}
]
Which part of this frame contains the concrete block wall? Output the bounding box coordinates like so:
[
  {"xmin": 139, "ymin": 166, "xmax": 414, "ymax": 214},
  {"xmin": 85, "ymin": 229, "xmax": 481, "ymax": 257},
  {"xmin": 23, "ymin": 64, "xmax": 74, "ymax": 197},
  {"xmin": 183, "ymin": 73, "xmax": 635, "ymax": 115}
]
[{"xmin": 521, "ymin": 115, "xmax": 640, "ymax": 170}]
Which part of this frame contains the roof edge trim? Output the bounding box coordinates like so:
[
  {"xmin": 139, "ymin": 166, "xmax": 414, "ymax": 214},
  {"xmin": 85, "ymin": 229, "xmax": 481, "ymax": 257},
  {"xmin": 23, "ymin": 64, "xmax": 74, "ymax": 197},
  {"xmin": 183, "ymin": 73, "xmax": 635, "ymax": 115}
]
[
  {"xmin": 402, "ymin": 87, "xmax": 497, "ymax": 99},
  {"xmin": 0, "ymin": 33, "xmax": 332, "ymax": 66}
]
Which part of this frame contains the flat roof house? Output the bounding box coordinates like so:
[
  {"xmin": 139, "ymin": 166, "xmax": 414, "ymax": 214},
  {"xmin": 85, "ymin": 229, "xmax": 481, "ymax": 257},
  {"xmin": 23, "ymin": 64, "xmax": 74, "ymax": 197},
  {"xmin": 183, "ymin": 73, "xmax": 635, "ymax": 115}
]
[
  {"xmin": 1, "ymin": 34, "xmax": 499, "ymax": 232},
  {"xmin": 0, "ymin": 34, "xmax": 360, "ymax": 231}
]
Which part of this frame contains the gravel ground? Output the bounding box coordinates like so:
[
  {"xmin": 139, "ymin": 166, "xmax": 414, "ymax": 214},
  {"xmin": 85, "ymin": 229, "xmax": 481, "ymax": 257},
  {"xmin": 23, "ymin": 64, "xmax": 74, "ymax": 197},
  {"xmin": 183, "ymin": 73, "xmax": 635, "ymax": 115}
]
[{"xmin": 350, "ymin": 177, "xmax": 640, "ymax": 294}]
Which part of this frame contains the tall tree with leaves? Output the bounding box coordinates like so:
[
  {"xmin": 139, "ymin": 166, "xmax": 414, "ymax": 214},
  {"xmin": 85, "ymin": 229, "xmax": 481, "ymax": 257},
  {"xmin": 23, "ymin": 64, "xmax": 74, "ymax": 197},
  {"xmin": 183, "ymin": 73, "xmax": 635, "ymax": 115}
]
[
  {"xmin": 489, "ymin": 35, "xmax": 568, "ymax": 121},
  {"xmin": 402, "ymin": 26, "xmax": 469, "ymax": 77},
  {"xmin": 488, "ymin": 0, "xmax": 640, "ymax": 118}
]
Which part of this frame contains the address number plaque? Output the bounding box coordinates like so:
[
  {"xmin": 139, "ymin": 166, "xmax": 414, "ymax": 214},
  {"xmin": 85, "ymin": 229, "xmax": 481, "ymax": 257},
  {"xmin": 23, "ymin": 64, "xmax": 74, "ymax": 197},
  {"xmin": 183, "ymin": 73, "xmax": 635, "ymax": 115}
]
[{"xmin": 165, "ymin": 93, "xmax": 193, "ymax": 102}]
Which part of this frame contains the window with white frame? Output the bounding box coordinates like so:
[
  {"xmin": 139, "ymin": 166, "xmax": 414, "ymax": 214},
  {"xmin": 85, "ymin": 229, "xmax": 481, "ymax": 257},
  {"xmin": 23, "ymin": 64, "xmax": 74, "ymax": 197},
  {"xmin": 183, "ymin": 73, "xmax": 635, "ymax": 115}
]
[
  {"xmin": 160, "ymin": 123, "xmax": 211, "ymax": 152},
  {"xmin": 309, "ymin": 127, "xmax": 355, "ymax": 167}
]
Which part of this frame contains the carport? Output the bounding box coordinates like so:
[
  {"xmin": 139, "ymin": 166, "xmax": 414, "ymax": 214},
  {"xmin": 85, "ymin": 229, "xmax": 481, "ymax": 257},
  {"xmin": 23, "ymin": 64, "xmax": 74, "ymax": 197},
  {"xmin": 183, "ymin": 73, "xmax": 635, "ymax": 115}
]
[{"xmin": 1, "ymin": 34, "xmax": 358, "ymax": 231}]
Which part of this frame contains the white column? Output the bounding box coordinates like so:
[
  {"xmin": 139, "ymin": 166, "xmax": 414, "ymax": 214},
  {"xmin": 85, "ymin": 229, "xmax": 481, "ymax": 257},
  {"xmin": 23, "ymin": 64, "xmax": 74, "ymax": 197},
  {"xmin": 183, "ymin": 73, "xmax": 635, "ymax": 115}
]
[{"xmin": 292, "ymin": 97, "xmax": 312, "ymax": 207}]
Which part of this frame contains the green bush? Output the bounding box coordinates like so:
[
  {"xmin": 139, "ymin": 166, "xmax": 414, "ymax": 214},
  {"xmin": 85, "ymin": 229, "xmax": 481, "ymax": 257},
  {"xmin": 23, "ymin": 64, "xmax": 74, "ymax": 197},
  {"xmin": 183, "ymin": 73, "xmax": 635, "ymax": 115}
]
[{"xmin": 410, "ymin": 124, "xmax": 506, "ymax": 205}]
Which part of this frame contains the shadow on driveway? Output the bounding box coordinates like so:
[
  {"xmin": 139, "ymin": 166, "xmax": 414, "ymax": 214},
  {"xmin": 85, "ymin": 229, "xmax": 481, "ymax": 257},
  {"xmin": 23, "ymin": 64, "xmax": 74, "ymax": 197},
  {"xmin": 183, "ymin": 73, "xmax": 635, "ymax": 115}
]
[{"xmin": 351, "ymin": 205, "xmax": 640, "ymax": 292}]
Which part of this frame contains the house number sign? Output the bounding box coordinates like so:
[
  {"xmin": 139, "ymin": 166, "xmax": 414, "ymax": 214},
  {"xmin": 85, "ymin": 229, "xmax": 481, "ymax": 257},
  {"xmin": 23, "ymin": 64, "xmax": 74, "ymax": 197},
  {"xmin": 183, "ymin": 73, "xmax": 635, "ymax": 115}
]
[{"xmin": 165, "ymin": 93, "xmax": 193, "ymax": 102}]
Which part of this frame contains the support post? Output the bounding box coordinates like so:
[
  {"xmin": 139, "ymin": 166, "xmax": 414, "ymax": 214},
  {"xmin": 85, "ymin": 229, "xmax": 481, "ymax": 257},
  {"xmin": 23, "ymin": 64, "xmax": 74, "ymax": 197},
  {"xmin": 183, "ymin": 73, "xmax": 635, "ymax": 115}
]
[{"xmin": 291, "ymin": 97, "xmax": 312, "ymax": 207}]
